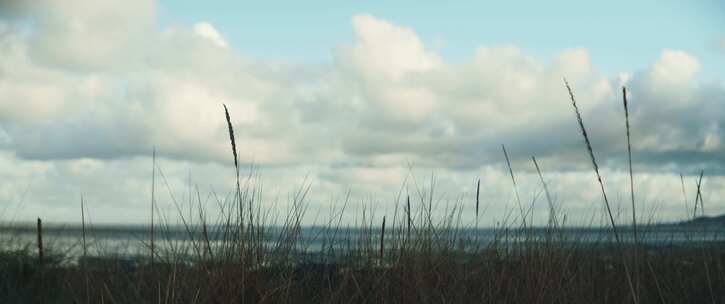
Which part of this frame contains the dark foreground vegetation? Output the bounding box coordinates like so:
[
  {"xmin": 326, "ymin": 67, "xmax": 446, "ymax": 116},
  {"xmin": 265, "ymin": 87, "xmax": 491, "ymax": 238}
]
[
  {"xmin": 1, "ymin": 83, "xmax": 720, "ymax": 303},
  {"xmin": 2, "ymin": 238, "xmax": 725, "ymax": 303}
]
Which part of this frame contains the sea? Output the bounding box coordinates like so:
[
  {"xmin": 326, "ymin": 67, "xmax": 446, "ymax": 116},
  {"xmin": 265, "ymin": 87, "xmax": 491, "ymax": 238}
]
[{"xmin": 1, "ymin": 223, "xmax": 723, "ymax": 264}]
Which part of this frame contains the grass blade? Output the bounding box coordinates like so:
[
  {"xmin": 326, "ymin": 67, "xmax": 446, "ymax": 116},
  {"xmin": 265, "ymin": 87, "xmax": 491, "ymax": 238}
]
[{"xmin": 502, "ymin": 144, "xmax": 526, "ymax": 229}]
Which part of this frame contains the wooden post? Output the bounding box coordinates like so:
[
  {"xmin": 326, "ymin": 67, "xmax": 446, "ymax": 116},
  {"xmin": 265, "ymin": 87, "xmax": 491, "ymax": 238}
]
[
  {"xmin": 81, "ymin": 196, "xmax": 87, "ymax": 259},
  {"xmin": 406, "ymin": 196, "xmax": 411, "ymax": 242},
  {"xmin": 37, "ymin": 217, "xmax": 43, "ymax": 265},
  {"xmin": 380, "ymin": 216, "xmax": 386, "ymax": 266}
]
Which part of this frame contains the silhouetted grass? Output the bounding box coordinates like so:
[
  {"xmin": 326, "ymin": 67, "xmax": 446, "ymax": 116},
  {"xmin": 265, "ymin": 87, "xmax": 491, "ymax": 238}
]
[{"xmin": 2, "ymin": 226, "xmax": 725, "ymax": 303}]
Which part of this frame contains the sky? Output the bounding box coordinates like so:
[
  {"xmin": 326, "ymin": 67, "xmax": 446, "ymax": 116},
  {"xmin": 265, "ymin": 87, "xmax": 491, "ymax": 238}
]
[{"xmin": 0, "ymin": 0, "xmax": 724, "ymax": 226}]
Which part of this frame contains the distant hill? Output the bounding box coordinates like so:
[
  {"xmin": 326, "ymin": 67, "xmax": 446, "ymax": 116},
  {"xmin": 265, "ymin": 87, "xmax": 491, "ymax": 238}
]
[{"xmin": 675, "ymin": 214, "xmax": 725, "ymax": 227}]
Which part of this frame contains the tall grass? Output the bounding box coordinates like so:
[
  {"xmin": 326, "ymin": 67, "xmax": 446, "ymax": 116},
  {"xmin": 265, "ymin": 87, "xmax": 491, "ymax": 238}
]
[
  {"xmin": 502, "ymin": 144, "xmax": 526, "ymax": 229},
  {"xmin": 150, "ymin": 147, "xmax": 156, "ymax": 267},
  {"xmin": 694, "ymin": 170, "xmax": 704, "ymax": 218},
  {"xmin": 622, "ymin": 86, "xmax": 641, "ymax": 302},
  {"xmin": 622, "ymin": 87, "xmax": 637, "ymax": 242},
  {"xmin": 532, "ymin": 156, "xmax": 557, "ymax": 229},
  {"xmin": 565, "ymin": 79, "xmax": 638, "ymax": 304}
]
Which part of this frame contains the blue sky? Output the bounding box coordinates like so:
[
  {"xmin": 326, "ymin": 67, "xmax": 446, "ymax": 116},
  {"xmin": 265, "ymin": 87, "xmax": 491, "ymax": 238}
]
[{"xmin": 158, "ymin": 0, "xmax": 725, "ymax": 77}]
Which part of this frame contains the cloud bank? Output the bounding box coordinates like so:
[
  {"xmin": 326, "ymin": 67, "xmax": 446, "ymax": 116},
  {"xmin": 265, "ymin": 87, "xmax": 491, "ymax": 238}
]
[{"xmin": 0, "ymin": 1, "xmax": 724, "ymax": 224}]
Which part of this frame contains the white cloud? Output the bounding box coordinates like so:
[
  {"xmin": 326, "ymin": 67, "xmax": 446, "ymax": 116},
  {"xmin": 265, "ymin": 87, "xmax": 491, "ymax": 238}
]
[
  {"xmin": 647, "ymin": 50, "xmax": 700, "ymax": 96},
  {"xmin": 27, "ymin": 0, "xmax": 155, "ymax": 70},
  {"xmin": 346, "ymin": 14, "xmax": 441, "ymax": 79},
  {"xmin": 0, "ymin": 5, "xmax": 723, "ymax": 224},
  {"xmin": 193, "ymin": 22, "xmax": 229, "ymax": 49},
  {"xmin": 335, "ymin": 14, "xmax": 443, "ymax": 124}
]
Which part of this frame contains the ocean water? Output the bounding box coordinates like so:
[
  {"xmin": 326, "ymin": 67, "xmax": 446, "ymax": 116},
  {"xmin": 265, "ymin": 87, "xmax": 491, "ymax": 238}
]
[{"xmin": 1, "ymin": 224, "xmax": 723, "ymax": 262}]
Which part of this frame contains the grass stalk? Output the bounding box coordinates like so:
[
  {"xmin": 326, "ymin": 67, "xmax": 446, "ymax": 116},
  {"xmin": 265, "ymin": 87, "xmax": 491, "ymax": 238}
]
[
  {"xmin": 150, "ymin": 147, "xmax": 156, "ymax": 267},
  {"xmin": 622, "ymin": 86, "xmax": 639, "ymax": 301},
  {"xmin": 622, "ymin": 87, "xmax": 637, "ymax": 242},
  {"xmin": 475, "ymin": 179, "xmax": 481, "ymax": 223},
  {"xmin": 693, "ymin": 170, "xmax": 704, "ymax": 219},
  {"xmin": 680, "ymin": 173, "xmax": 689, "ymax": 219},
  {"xmin": 223, "ymin": 104, "xmax": 244, "ymax": 262},
  {"xmin": 502, "ymin": 144, "xmax": 526, "ymax": 229},
  {"xmin": 565, "ymin": 79, "xmax": 638, "ymax": 304},
  {"xmin": 532, "ymin": 156, "xmax": 557, "ymax": 229}
]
